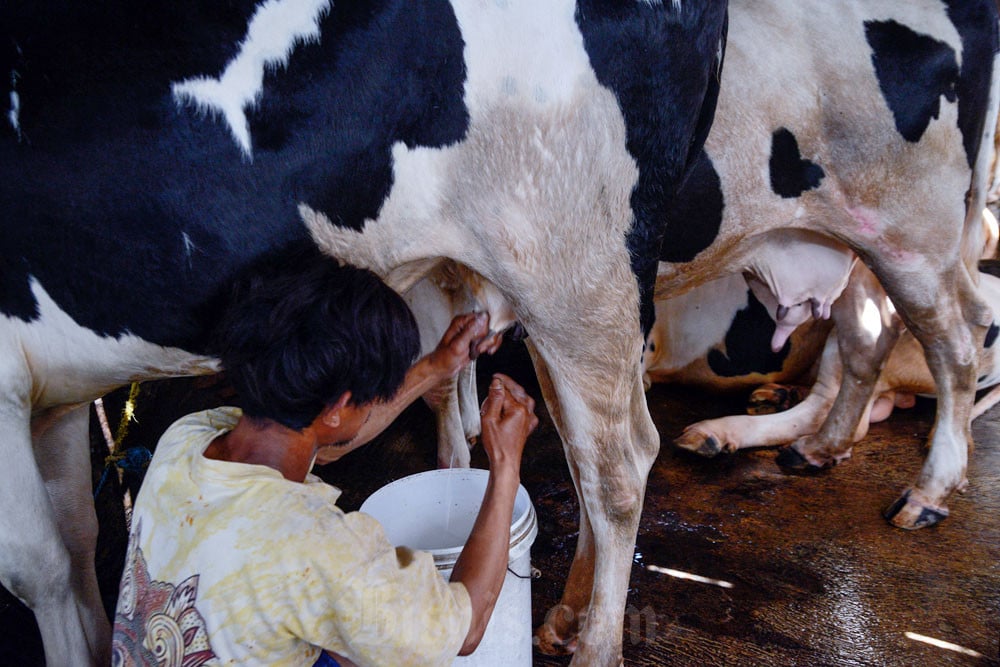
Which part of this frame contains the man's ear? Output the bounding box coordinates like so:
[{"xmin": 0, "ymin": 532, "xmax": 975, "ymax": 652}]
[{"xmin": 321, "ymin": 392, "xmax": 352, "ymax": 427}]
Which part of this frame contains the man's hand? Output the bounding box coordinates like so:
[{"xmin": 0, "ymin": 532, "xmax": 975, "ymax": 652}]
[
  {"xmin": 426, "ymin": 312, "xmax": 493, "ymax": 379},
  {"xmin": 314, "ymin": 313, "xmax": 495, "ymax": 462},
  {"xmin": 479, "ymin": 373, "xmax": 537, "ymax": 470},
  {"xmin": 450, "ymin": 373, "xmax": 537, "ymax": 654}
]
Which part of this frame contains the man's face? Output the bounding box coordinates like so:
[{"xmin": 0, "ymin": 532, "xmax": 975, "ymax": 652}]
[{"xmin": 313, "ymin": 403, "xmax": 375, "ymax": 464}]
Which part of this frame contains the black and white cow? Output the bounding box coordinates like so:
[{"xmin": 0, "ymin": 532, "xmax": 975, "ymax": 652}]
[
  {"xmin": 676, "ymin": 260, "xmax": 1000, "ymax": 459},
  {"xmin": 655, "ymin": 0, "xmax": 999, "ymax": 529},
  {"xmin": 642, "ymin": 207, "xmax": 1000, "ymax": 427},
  {"xmin": 642, "ymin": 235, "xmax": 855, "ymax": 393},
  {"xmin": 0, "ymin": 1, "xmax": 727, "ymax": 665},
  {"xmin": 404, "ymin": 261, "xmax": 516, "ymax": 468}
]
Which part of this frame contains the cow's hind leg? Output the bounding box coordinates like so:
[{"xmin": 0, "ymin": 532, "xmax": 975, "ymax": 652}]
[
  {"xmin": 785, "ymin": 254, "xmax": 988, "ymax": 528},
  {"xmin": 527, "ymin": 337, "xmax": 658, "ymax": 666},
  {"xmin": 775, "ymin": 270, "xmax": 902, "ymax": 472},
  {"xmin": 457, "ymin": 364, "xmax": 481, "ymax": 446},
  {"xmin": 0, "ymin": 397, "xmax": 107, "ymax": 666},
  {"xmin": 529, "ymin": 346, "xmax": 591, "ymax": 655},
  {"xmin": 878, "ymin": 264, "xmax": 990, "ymax": 528},
  {"xmin": 34, "ymin": 403, "xmax": 111, "ymax": 661},
  {"xmin": 405, "ymin": 278, "xmax": 474, "ymax": 467}
]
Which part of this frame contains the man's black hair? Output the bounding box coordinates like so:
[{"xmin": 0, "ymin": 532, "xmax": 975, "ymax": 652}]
[{"xmin": 211, "ymin": 241, "xmax": 421, "ymax": 430}]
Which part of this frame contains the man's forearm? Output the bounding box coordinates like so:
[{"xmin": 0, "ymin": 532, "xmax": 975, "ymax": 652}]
[
  {"xmin": 350, "ymin": 356, "xmax": 444, "ymax": 446},
  {"xmin": 449, "ymin": 466, "xmax": 520, "ymax": 654}
]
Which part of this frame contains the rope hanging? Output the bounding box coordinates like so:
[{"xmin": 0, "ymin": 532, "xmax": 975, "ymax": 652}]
[{"xmin": 94, "ymin": 383, "xmax": 152, "ymax": 498}]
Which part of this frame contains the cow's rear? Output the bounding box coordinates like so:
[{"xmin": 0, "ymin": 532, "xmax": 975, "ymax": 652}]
[{"xmin": 658, "ymin": 0, "xmax": 1000, "ymax": 529}]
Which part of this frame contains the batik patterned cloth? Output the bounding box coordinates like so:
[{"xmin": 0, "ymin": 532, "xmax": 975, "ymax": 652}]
[{"xmin": 112, "ymin": 407, "xmax": 471, "ymax": 667}]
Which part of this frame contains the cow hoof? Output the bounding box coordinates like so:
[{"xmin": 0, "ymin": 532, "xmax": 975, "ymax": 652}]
[
  {"xmin": 747, "ymin": 383, "xmax": 806, "ymax": 415},
  {"xmin": 775, "ymin": 446, "xmax": 826, "ymax": 473},
  {"xmin": 674, "ymin": 432, "xmax": 724, "ymax": 458},
  {"xmin": 535, "ymin": 604, "xmax": 579, "ymax": 655},
  {"xmin": 884, "ymin": 489, "xmax": 948, "ymax": 529}
]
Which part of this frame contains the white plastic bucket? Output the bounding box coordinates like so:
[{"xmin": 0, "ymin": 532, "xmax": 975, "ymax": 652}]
[{"xmin": 359, "ymin": 468, "xmax": 538, "ymax": 666}]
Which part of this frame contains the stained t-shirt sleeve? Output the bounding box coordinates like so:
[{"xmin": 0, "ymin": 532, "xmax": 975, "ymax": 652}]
[{"xmin": 295, "ymin": 507, "xmax": 472, "ymax": 667}]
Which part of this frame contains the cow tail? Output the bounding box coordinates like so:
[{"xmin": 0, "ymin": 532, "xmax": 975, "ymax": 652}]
[{"xmin": 964, "ymin": 49, "xmax": 1000, "ymax": 272}]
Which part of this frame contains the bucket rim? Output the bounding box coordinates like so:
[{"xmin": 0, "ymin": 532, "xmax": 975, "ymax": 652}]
[{"xmin": 359, "ymin": 467, "xmax": 537, "ymax": 569}]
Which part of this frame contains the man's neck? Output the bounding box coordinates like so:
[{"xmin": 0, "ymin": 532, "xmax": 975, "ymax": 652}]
[{"xmin": 203, "ymin": 418, "xmax": 316, "ymax": 482}]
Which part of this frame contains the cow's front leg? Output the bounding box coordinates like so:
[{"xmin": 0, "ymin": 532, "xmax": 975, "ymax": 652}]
[
  {"xmin": 527, "ymin": 338, "xmax": 658, "ymax": 666},
  {"xmin": 676, "ymin": 333, "xmax": 844, "ymax": 456},
  {"xmin": 676, "ymin": 391, "xmax": 835, "ymax": 457},
  {"xmin": 776, "ymin": 272, "xmax": 901, "ymax": 471}
]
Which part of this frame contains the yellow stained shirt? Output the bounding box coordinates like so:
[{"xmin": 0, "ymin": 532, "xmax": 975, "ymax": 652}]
[{"xmin": 111, "ymin": 407, "xmax": 471, "ymax": 667}]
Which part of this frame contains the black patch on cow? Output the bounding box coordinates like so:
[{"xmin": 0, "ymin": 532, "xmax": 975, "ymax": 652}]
[
  {"xmin": 0, "ymin": 255, "xmax": 38, "ymax": 321},
  {"xmin": 576, "ymin": 0, "xmax": 729, "ymax": 334},
  {"xmin": 942, "ymin": 0, "xmax": 1000, "ymax": 168},
  {"xmin": 986, "ymin": 323, "xmax": 999, "ymax": 349},
  {"xmin": 768, "ymin": 128, "xmax": 824, "ymax": 199},
  {"xmin": 864, "ymin": 20, "xmax": 959, "ymax": 144},
  {"xmin": 250, "ymin": 0, "xmax": 469, "ymax": 230},
  {"xmin": 659, "ymin": 148, "xmax": 725, "ymax": 263},
  {"xmin": 980, "ymin": 259, "xmax": 1000, "ymax": 279},
  {"xmin": 707, "ymin": 289, "xmax": 790, "ymax": 377},
  {"xmin": 0, "ymin": 0, "xmax": 469, "ymax": 348}
]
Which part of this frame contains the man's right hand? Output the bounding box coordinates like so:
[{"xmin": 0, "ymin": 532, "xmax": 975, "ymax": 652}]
[
  {"xmin": 451, "ymin": 372, "xmax": 537, "ymax": 655},
  {"xmin": 479, "ymin": 373, "xmax": 537, "ymax": 471}
]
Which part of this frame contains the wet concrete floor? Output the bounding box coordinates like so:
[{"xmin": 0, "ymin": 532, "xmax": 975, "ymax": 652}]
[{"xmin": 2, "ymin": 340, "xmax": 999, "ymax": 666}]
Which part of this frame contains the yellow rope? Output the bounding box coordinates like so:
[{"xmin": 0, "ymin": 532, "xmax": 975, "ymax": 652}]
[{"xmin": 104, "ymin": 382, "xmax": 140, "ymax": 466}]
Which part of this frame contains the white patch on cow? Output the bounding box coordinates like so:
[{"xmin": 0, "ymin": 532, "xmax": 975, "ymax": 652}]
[
  {"xmin": 452, "ymin": 0, "xmax": 594, "ymax": 113},
  {"xmin": 307, "ymin": 0, "xmax": 638, "ymax": 283},
  {"xmin": 645, "ymin": 274, "xmax": 751, "ymax": 375},
  {"xmin": 501, "ymin": 76, "xmax": 517, "ymax": 97},
  {"xmin": 8, "ymin": 71, "xmax": 21, "ymax": 141},
  {"xmin": 5, "ymin": 279, "xmax": 218, "ymax": 409},
  {"xmin": 860, "ymin": 297, "xmax": 883, "ymax": 342},
  {"xmin": 171, "ymin": 0, "xmax": 332, "ymax": 158}
]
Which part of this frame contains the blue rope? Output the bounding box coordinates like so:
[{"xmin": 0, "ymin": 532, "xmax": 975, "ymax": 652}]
[{"xmin": 93, "ymin": 446, "xmax": 152, "ymax": 499}]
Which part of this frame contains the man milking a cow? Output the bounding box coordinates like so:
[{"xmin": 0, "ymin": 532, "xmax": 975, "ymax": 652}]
[{"xmin": 109, "ymin": 243, "xmax": 538, "ymax": 666}]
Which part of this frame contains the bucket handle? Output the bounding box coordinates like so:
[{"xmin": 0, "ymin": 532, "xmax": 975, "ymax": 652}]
[{"xmin": 507, "ymin": 565, "xmax": 541, "ymax": 580}]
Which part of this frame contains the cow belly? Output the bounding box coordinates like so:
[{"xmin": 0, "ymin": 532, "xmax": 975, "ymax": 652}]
[{"xmin": 644, "ymin": 273, "xmax": 831, "ymax": 392}]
